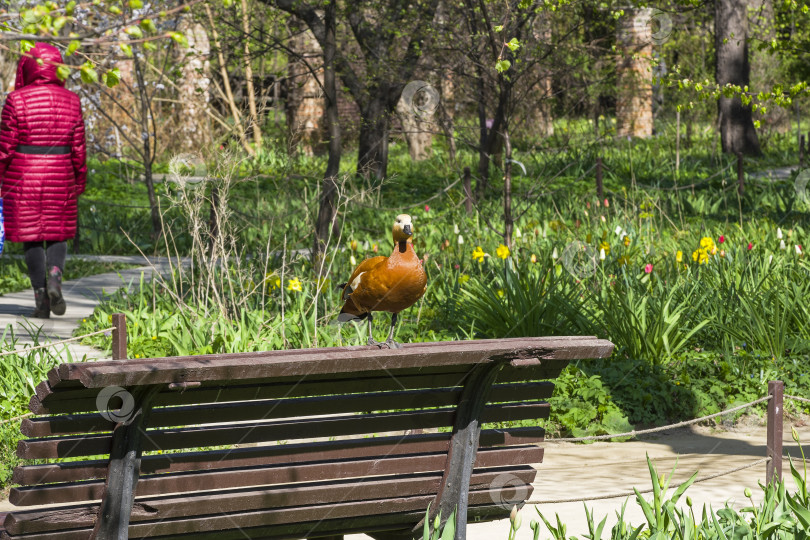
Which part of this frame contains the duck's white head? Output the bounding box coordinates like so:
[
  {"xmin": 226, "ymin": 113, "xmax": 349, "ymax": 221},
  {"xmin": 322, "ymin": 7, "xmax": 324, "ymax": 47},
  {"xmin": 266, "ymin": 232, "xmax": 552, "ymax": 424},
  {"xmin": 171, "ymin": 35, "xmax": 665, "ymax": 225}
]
[{"xmin": 392, "ymin": 214, "xmax": 413, "ymax": 243}]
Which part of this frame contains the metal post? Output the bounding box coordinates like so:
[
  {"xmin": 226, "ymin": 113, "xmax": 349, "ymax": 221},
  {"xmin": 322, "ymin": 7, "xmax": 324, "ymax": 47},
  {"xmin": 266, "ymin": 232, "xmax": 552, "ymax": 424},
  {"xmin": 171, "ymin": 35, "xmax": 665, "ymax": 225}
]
[
  {"xmin": 596, "ymin": 156, "xmax": 604, "ymax": 200},
  {"xmin": 737, "ymin": 153, "xmax": 744, "ymax": 196},
  {"xmin": 463, "ymin": 167, "xmax": 473, "ymax": 214},
  {"xmin": 111, "ymin": 313, "xmax": 127, "ymax": 361},
  {"xmin": 801, "ymin": 135, "xmax": 805, "ymax": 169},
  {"xmin": 766, "ymin": 380, "xmax": 784, "ymax": 484}
]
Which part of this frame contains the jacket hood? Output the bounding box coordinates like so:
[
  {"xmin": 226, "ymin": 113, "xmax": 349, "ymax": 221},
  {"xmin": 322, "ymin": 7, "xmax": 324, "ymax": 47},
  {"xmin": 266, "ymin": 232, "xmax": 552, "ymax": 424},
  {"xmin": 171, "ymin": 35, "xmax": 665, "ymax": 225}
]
[{"xmin": 15, "ymin": 43, "xmax": 65, "ymax": 89}]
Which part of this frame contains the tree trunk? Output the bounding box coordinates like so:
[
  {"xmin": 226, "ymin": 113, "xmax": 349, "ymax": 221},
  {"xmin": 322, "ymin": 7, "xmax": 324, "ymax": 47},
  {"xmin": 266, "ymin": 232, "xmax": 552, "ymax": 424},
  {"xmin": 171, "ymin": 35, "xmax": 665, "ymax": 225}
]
[
  {"xmin": 356, "ymin": 88, "xmax": 393, "ymax": 179},
  {"xmin": 204, "ymin": 3, "xmax": 254, "ymax": 156},
  {"xmin": 132, "ymin": 53, "xmax": 161, "ymax": 239},
  {"xmin": 716, "ymin": 0, "xmax": 761, "ymax": 155},
  {"xmin": 475, "ymin": 66, "xmax": 489, "ymax": 199},
  {"xmin": 313, "ymin": 0, "xmax": 341, "ymax": 262},
  {"xmin": 616, "ymin": 8, "xmax": 653, "ymax": 138},
  {"xmin": 503, "ymin": 128, "xmax": 513, "ymax": 249},
  {"xmin": 176, "ymin": 19, "xmax": 211, "ymax": 151},
  {"xmin": 241, "ymin": 0, "xmax": 263, "ymax": 148}
]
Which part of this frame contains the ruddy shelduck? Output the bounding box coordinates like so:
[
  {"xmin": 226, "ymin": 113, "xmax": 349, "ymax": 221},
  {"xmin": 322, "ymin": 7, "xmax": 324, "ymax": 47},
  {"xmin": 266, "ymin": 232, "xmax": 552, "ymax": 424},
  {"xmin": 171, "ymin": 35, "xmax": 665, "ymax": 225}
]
[{"xmin": 338, "ymin": 214, "xmax": 427, "ymax": 348}]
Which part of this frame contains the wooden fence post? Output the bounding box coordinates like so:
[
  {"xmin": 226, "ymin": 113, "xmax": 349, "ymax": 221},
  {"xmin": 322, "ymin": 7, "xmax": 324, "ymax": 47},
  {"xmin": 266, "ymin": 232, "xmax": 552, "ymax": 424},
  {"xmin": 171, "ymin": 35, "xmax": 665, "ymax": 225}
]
[
  {"xmin": 463, "ymin": 167, "xmax": 473, "ymax": 214},
  {"xmin": 737, "ymin": 153, "xmax": 744, "ymax": 196},
  {"xmin": 766, "ymin": 380, "xmax": 784, "ymax": 484},
  {"xmin": 111, "ymin": 313, "xmax": 127, "ymax": 361},
  {"xmin": 596, "ymin": 156, "xmax": 604, "ymax": 200}
]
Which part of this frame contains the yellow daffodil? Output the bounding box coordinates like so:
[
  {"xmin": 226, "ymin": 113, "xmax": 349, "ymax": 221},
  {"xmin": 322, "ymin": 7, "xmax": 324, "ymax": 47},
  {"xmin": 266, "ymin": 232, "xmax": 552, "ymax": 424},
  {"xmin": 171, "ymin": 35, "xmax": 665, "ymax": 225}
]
[
  {"xmin": 287, "ymin": 277, "xmax": 302, "ymax": 292},
  {"xmin": 623, "ymin": 236, "xmax": 631, "ymax": 247},
  {"xmin": 599, "ymin": 241, "xmax": 610, "ymax": 255},
  {"xmin": 676, "ymin": 250, "xmax": 683, "ymax": 262},
  {"xmin": 530, "ymin": 254, "xmax": 537, "ymax": 264},
  {"xmin": 265, "ymin": 273, "xmax": 281, "ymax": 290},
  {"xmin": 472, "ymin": 246, "xmax": 486, "ymax": 263},
  {"xmin": 496, "ymin": 244, "xmax": 510, "ymax": 259}
]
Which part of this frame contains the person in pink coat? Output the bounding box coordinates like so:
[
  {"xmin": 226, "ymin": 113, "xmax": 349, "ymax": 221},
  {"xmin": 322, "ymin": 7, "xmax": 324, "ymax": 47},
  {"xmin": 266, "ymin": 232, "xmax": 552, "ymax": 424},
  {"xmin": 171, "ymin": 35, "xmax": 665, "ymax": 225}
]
[{"xmin": 0, "ymin": 43, "xmax": 87, "ymax": 318}]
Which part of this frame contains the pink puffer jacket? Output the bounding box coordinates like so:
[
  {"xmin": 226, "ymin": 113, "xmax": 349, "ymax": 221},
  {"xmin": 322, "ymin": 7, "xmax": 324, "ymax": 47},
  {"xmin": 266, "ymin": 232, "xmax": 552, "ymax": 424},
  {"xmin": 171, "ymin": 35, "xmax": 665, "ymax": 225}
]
[{"xmin": 0, "ymin": 43, "xmax": 87, "ymax": 242}]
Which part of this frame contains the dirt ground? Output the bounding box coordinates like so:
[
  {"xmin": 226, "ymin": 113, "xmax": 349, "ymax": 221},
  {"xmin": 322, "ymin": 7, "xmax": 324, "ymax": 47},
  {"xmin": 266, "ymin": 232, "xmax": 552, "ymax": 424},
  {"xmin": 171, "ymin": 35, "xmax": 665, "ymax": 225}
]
[{"xmin": 1, "ymin": 420, "xmax": 806, "ymax": 538}]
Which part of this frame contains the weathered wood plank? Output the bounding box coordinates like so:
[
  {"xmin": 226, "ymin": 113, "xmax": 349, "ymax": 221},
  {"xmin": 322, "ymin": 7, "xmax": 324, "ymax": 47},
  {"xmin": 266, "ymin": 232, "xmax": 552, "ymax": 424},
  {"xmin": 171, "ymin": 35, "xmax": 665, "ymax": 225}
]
[
  {"xmin": 52, "ymin": 337, "xmax": 611, "ymax": 388},
  {"xmin": 3, "ymin": 484, "xmax": 530, "ymax": 539},
  {"xmin": 11, "ymin": 445, "xmax": 542, "ymax": 507},
  {"xmin": 31, "ymin": 360, "xmax": 568, "ymax": 415},
  {"xmin": 13, "ymin": 427, "xmax": 545, "ymax": 486},
  {"xmin": 22, "ymin": 382, "xmax": 554, "ymax": 437},
  {"xmin": 17, "ymin": 402, "xmax": 550, "ymax": 460},
  {"xmin": 5, "ymin": 467, "xmax": 537, "ymax": 534}
]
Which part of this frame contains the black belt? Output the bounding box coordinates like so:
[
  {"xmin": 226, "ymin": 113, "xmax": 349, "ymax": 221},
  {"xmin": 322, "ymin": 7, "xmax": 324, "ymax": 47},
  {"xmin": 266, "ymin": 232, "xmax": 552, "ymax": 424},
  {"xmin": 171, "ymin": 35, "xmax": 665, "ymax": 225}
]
[{"xmin": 16, "ymin": 145, "xmax": 71, "ymax": 155}]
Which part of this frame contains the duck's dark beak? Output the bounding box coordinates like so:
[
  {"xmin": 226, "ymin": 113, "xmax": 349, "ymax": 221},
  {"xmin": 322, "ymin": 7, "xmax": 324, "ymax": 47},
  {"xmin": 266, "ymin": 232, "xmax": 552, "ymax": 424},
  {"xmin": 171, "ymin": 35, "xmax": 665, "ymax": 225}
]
[{"xmin": 403, "ymin": 224, "xmax": 412, "ymax": 236}]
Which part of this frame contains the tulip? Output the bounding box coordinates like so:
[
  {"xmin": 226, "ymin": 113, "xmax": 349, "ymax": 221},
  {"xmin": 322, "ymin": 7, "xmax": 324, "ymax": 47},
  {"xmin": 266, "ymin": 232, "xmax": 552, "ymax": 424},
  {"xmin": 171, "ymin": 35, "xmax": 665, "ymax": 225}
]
[
  {"xmin": 777, "ymin": 228, "xmax": 783, "ymax": 239},
  {"xmin": 645, "ymin": 263, "xmax": 653, "ymax": 274},
  {"xmin": 599, "ymin": 248, "xmax": 606, "ymax": 260}
]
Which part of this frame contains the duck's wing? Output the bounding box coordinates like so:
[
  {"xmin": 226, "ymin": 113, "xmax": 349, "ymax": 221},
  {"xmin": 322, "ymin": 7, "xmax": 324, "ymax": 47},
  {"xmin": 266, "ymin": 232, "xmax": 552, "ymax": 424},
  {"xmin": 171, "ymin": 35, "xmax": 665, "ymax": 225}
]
[{"xmin": 342, "ymin": 256, "xmax": 387, "ymax": 300}]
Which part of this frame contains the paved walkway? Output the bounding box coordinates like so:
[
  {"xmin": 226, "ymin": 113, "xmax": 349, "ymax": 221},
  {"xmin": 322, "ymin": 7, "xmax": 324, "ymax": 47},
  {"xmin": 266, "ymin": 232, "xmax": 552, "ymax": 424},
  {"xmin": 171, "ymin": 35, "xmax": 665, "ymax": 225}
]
[{"xmin": 0, "ymin": 254, "xmax": 175, "ymax": 360}]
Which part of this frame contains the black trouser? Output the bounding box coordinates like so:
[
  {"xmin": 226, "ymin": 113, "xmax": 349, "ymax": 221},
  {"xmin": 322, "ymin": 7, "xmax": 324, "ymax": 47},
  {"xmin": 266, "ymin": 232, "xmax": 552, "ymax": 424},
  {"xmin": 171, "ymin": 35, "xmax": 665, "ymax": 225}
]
[{"xmin": 23, "ymin": 241, "xmax": 67, "ymax": 290}]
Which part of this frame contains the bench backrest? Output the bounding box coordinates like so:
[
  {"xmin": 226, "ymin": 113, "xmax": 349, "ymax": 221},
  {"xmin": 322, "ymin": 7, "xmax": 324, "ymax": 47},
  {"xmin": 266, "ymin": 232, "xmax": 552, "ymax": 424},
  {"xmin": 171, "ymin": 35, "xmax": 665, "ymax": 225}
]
[{"xmin": 3, "ymin": 336, "xmax": 613, "ymax": 539}]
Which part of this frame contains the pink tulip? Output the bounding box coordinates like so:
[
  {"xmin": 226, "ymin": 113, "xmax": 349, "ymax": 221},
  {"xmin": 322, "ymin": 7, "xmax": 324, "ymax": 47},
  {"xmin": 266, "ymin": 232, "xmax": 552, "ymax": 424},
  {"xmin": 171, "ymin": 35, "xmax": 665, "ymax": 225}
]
[
  {"xmin": 747, "ymin": 242, "xmax": 753, "ymax": 250},
  {"xmin": 644, "ymin": 263, "xmax": 653, "ymax": 274},
  {"xmin": 718, "ymin": 235, "xmax": 725, "ymax": 244},
  {"xmin": 425, "ymin": 205, "xmax": 430, "ymax": 212}
]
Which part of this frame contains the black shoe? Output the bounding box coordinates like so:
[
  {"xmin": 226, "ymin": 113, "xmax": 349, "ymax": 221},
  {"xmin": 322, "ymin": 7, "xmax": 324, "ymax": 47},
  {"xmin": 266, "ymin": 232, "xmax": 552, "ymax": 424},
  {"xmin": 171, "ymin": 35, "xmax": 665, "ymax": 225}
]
[
  {"xmin": 47, "ymin": 266, "xmax": 66, "ymax": 316},
  {"xmin": 32, "ymin": 288, "xmax": 50, "ymax": 319}
]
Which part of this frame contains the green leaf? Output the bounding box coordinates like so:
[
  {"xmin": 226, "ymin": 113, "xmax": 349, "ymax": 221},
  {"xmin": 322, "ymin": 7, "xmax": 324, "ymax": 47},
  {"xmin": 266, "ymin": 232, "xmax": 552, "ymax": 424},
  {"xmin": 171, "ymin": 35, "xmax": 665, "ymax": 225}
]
[
  {"xmin": 439, "ymin": 508, "xmax": 456, "ymax": 540},
  {"xmin": 506, "ymin": 37, "xmax": 521, "ymax": 51},
  {"xmin": 129, "ymin": 0, "xmax": 143, "ymax": 8},
  {"xmin": 495, "ymin": 59, "xmax": 511, "ymax": 73},
  {"xmin": 56, "ymin": 65, "xmax": 71, "ymax": 82},
  {"xmin": 65, "ymin": 1, "xmax": 77, "ymax": 15},
  {"xmin": 67, "ymin": 40, "xmax": 80, "ymax": 56},
  {"xmin": 140, "ymin": 18, "xmax": 157, "ymax": 33},
  {"xmin": 53, "ymin": 16, "xmax": 68, "ymax": 32},
  {"xmin": 20, "ymin": 40, "xmax": 35, "ymax": 53},
  {"xmin": 80, "ymin": 63, "xmax": 99, "ymax": 84},
  {"xmin": 170, "ymin": 32, "xmax": 189, "ymax": 48},
  {"xmin": 125, "ymin": 26, "xmax": 143, "ymax": 39},
  {"xmin": 119, "ymin": 43, "xmax": 133, "ymax": 57},
  {"xmin": 102, "ymin": 68, "xmax": 121, "ymax": 88}
]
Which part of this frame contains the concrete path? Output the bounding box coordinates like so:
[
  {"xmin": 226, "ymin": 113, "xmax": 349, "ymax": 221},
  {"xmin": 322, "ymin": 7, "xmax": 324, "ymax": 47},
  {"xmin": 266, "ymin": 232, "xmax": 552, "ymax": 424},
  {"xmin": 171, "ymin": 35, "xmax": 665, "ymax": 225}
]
[{"xmin": 0, "ymin": 254, "xmax": 176, "ymax": 360}]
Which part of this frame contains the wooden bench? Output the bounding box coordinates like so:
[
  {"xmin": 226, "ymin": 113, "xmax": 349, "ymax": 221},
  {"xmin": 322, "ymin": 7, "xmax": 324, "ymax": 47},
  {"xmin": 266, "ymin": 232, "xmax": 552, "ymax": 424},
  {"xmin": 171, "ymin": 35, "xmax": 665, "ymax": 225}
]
[{"xmin": 1, "ymin": 324, "xmax": 613, "ymax": 540}]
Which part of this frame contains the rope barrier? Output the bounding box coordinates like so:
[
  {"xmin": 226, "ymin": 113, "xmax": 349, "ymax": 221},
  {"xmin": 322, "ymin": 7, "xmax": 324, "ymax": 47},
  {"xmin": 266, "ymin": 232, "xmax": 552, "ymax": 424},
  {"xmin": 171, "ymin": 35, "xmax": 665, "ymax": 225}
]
[
  {"xmin": 525, "ymin": 457, "xmax": 771, "ymax": 505},
  {"xmin": 547, "ymin": 395, "xmax": 772, "ymax": 443},
  {"xmin": 786, "ymin": 395, "xmax": 810, "ymax": 405},
  {"xmin": 0, "ymin": 327, "xmax": 115, "ymax": 358},
  {"xmin": 0, "ymin": 412, "xmax": 33, "ymax": 426}
]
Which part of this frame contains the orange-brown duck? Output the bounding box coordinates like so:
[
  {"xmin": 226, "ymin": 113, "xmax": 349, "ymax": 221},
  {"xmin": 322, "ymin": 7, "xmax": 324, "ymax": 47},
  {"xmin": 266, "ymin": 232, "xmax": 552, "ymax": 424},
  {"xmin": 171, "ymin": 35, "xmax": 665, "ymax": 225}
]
[{"xmin": 338, "ymin": 214, "xmax": 427, "ymax": 348}]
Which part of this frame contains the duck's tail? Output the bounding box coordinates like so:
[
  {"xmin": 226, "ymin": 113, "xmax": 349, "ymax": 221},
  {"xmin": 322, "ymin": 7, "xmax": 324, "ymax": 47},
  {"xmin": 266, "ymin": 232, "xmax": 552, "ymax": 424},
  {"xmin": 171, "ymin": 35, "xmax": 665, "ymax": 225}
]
[{"xmin": 337, "ymin": 298, "xmax": 368, "ymax": 323}]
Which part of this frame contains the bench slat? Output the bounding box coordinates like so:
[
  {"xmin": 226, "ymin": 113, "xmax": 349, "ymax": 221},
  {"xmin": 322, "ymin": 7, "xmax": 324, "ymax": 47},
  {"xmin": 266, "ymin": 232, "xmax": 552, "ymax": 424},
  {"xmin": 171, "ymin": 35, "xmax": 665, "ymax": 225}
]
[
  {"xmin": 31, "ymin": 362, "xmax": 565, "ymax": 415},
  {"xmin": 4, "ymin": 479, "xmax": 531, "ymax": 539},
  {"xmin": 22, "ymin": 382, "xmax": 554, "ymax": 437},
  {"xmin": 17, "ymin": 401, "xmax": 550, "ymax": 460},
  {"xmin": 10, "ymin": 445, "xmax": 542, "ymax": 507},
  {"xmin": 5, "ymin": 466, "xmax": 537, "ymax": 535},
  {"xmin": 54, "ymin": 337, "xmax": 610, "ymax": 388},
  {"xmin": 13, "ymin": 427, "xmax": 545, "ymax": 486}
]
